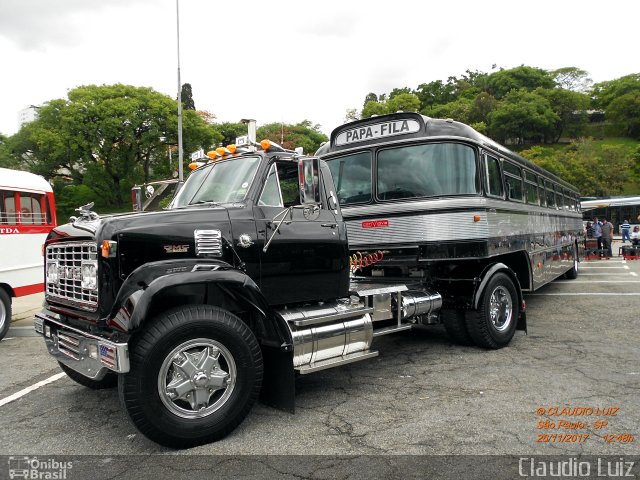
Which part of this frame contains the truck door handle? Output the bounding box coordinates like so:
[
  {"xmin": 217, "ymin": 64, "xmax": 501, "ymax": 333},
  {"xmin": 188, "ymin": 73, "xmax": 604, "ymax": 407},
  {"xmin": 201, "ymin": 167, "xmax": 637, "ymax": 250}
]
[{"xmin": 321, "ymin": 223, "xmax": 337, "ymax": 228}]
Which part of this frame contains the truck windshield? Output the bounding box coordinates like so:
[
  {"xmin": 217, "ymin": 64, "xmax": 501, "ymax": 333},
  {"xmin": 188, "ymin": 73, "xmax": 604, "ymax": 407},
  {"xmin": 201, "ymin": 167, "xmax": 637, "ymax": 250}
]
[{"xmin": 169, "ymin": 156, "xmax": 261, "ymax": 208}]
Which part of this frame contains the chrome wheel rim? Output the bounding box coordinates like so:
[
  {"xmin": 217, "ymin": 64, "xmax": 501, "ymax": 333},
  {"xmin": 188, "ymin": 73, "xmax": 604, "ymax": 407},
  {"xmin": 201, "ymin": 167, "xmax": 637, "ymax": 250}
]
[
  {"xmin": 158, "ymin": 338, "xmax": 236, "ymax": 419},
  {"xmin": 489, "ymin": 286, "xmax": 512, "ymax": 332}
]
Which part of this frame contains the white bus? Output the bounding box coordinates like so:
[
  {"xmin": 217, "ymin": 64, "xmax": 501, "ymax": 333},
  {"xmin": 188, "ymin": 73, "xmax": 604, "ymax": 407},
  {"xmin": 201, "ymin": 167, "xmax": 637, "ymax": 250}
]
[{"xmin": 0, "ymin": 168, "xmax": 57, "ymax": 340}]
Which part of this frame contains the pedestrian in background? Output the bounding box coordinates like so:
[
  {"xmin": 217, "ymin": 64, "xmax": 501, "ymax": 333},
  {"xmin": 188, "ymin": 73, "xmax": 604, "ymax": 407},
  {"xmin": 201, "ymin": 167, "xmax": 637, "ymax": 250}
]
[
  {"xmin": 621, "ymin": 219, "xmax": 631, "ymax": 243},
  {"xmin": 592, "ymin": 217, "xmax": 603, "ymax": 255},
  {"xmin": 601, "ymin": 217, "xmax": 614, "ymax": 258},
  {"xmin": 632, "ymin": 226, "xmax": 640, "ymax": 246}
]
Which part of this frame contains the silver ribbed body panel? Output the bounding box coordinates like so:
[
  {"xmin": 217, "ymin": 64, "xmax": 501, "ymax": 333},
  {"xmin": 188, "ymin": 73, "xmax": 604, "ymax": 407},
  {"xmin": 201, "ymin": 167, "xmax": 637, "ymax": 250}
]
[
  {"xmin": 194, "ymin": 229, "xmax": 222, "ymax": 257},
  {"xmin": 343, "ymin": 198, "xmax": 583, "ymax": 247}
]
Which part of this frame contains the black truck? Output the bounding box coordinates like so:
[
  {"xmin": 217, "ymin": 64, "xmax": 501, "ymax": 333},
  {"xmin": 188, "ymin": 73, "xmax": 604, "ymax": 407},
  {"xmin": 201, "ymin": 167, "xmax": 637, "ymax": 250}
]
[{"xmin": 34, "ymin": 135, "xmax": 520, "ymax": 448}]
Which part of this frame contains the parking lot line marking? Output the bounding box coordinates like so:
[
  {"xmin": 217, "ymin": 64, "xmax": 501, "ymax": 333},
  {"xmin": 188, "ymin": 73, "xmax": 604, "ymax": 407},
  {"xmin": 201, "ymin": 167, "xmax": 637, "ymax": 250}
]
[
  {"xmin": 529, "ymin": 293, "xmax": 640, "ymax": 296},
  {"xmin": 0, "ymin": 372, "xmax": 66, "ymax": 408},
  {"xmin": 579, "ymin": 273, "xmax": 633, "ymax": 276},
  {"xmin": 561, "ymin": 280, "xmax": 640, "ymax": 283},
  {"xmin": 580, "ymin": 266, "xmax": 629, "ymax": 269}
]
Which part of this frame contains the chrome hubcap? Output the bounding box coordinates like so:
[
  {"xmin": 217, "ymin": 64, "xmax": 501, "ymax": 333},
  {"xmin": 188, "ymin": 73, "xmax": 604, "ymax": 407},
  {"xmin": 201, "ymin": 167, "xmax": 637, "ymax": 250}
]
[
  {"xmin": 158, "ymin": 339, "xmax": 236, "ymax": 419},
  {"xmin": 489, "ymin": 286, "xmax": 512, "ymax": 332},
  {"xmin": 0, "ymin": 301, "xmax": 6, "ymax": 332}
]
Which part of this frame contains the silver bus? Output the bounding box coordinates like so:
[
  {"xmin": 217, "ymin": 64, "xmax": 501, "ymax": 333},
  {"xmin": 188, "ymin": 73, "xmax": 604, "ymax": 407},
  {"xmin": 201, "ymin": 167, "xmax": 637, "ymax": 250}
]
[{"xmin": 317, "ymin": 112, "xmax": 583, "ymax": 349}]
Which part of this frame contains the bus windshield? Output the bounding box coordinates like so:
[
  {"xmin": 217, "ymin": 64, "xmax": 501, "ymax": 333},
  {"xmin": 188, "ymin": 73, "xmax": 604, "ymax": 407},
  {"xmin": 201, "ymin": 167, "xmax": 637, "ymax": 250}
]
[
  {"xmin": 327, "ymin": 142, "xmax": 478, "ymax": 205},
  {"xmin": 169, "ymin": 156, "xmax": 261, "ymax": 208}
]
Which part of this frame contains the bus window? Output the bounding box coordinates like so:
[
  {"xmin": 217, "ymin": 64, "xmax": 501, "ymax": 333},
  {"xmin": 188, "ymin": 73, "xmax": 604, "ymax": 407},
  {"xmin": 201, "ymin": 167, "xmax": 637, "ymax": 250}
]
[
  {"xmin": 525, "ymin": 171, "xmax": 538, "ymax": 205},
  {"xmin": 538, "ymin": 178, "xmax": 546, "ymax": 207},
  {"xmin": 484, "ymin": 154, "xmax": 503, "ymax": 198},
  {"xmin": 376, "ymin": 143, "xmax": 477, "ymax": 201},
  {"xmin": 1, "ymin": 190, "xmax": 17, "ymax": 225},
  {"xmin": 326, "ymin": 152, "xmax": 372, "ymax": 205},
  {"xmin": 555, "ymin": 186, "xmax": 564, "ymax": 210},
  {"xmin": 20, "ymin": 193, "xmax": 44, "ymax": 225},
  {"xmin": 503, "ymin": 162, "xmax": 523, "ymax": 202},
  {"xmin": 545, "ymin": 181, "xmax": 556, "ymax": 208}
]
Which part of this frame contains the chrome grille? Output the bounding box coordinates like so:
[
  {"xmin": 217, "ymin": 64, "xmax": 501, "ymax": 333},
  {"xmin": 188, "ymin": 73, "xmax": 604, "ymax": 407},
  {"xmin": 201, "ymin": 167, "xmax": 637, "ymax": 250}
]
[
  {"xmin": 194, "ymin": 229, "xmax": 222, "ymax": 257},
  {"xmin": 46, "ymin": 242, "xmax": 98, "ymax": 310}
]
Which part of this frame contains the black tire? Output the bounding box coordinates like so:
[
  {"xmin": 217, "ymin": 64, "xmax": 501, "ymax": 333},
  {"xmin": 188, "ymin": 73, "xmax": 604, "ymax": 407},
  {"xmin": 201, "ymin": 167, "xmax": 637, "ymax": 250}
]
[
  {"xmin": 0, "ymin": 289, "xmax": 12, "ymax": 342},
  {"xmin": 465, "ymin": 273, "xmax": 519, "ymax": 349},
  {"xmin": 564, "ymin": 259, "xmax": 579, "ymax": 280},
  {"xmin": 119, "ymin": 305, "xmax": 263, "ymax": 448},
  {"xmin": 564, "ymin": 244, "xmax": 579, "ymax": 279},
  {"xmin": 58, "ymin": 362, "xmax": 118, "ymax": 389},
  {"xmin": 441, "ymin": 309, "xmax": 475, "ymax": 346}
]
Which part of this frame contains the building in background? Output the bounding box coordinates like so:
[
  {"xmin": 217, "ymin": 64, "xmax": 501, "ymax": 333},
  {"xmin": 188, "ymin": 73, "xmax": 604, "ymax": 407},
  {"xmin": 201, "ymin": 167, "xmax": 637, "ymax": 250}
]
[{"xmin": 18, "ymin": 106, "xmax": 39, "ymax": 128}]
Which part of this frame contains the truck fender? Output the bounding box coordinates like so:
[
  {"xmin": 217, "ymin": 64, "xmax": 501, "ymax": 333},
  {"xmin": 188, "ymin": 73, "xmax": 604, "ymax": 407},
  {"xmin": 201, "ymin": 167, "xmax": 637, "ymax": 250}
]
[
  {"xmin": 472, "ymin": 262, "xmax": 526, "ymax": 331},
  {"xmin": 107, "ymin": 260, "xmax": 291, "ymax": 345}
]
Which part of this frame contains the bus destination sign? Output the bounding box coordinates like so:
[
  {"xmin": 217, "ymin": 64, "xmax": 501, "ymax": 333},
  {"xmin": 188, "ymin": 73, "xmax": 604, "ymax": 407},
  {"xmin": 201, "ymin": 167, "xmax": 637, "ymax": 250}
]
[{"xmin": 335, "ymin": 119, "xmax": 420, "ymax": 146}]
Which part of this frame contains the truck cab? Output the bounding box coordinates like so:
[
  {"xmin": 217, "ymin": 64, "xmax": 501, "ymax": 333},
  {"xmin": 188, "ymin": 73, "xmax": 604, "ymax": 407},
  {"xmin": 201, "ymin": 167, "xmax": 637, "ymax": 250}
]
[{"xmin": 35, "ymin": 140, "xmax": 441, "ymax": 448}]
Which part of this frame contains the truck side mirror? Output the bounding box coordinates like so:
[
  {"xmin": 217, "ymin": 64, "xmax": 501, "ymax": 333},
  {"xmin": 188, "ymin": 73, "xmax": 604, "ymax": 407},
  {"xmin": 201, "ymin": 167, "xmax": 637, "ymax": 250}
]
[{"xmin": 298, "ymin": 157, "xmax": 321, "ymax": 205}]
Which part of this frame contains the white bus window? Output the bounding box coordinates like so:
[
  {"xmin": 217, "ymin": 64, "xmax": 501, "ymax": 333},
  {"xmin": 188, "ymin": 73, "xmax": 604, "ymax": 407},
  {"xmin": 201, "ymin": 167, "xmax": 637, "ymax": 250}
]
[
  {"xmin": 326, "ymin": 152, "xmax": 372, "ymax": 205},
  {"xmin": 20, "ymin": 193, "xmax": 44, "ymax": 225},
  {"xmin": 503, "ymin": 162, "xmax": 523, "ymax": 202},
  {"xmin": 484, "ymin": 155, "xmax": 503, "ymax": 197},
  {"xmin": 1, "ymin": 190, "xmax": 17, "ymax": 225},
  {"xmin": 376, "ymin": 143, "xmax": 477, "ymax": 201}
]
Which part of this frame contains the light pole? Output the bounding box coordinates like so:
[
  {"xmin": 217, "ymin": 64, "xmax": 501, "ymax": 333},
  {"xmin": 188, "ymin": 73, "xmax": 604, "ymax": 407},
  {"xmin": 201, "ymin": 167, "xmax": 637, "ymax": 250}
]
[{"xmin": 176, "ymin": 0, "xmax": 184, "ymax": 188}]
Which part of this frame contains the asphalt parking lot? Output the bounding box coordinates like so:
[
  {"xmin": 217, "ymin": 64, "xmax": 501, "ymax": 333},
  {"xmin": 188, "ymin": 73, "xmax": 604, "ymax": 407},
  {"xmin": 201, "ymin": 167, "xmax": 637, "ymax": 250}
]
[{"xmin": 0, "ymin": 247, "xmax": 638, "ymax": 478}]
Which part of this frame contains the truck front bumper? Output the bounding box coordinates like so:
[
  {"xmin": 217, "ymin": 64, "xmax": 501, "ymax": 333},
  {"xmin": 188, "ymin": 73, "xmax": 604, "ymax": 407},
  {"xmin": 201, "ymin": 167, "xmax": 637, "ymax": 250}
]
[{"xmin": 34, "ymin": 311, "xmax": 130, "ymax": 379}]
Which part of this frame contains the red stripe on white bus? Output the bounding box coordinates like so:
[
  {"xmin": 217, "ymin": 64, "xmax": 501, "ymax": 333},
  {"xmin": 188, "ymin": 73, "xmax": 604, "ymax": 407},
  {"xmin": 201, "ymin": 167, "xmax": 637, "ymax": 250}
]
[
  {"xmin": 13, "ymin": 283, "xmax": 45, "ymax": 297},
  {"xmin": 0, "ymin": 225, "xmax": 53, "ymax": 235}
]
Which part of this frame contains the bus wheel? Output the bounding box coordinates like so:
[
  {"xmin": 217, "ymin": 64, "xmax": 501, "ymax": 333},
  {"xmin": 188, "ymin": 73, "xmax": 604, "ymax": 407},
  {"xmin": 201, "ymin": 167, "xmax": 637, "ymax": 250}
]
[
  {"xmin": 0, "ymin": 289, "xmax": 11, "ymax": 341},
  {"xmin": 119, "ymin": 305, "xmax": 263, "ymax": 448},
  {"xmin": 57, "ymin": 362, "xmax": 118, "ymax": 389},
  {"xmin": 441, "ymin": 310, "xmax": 474, "ymax": 346},
  {"xmin": 466, "ymin": 273, "xmax": 519, "ymax": 349},
  {"xmin": 564, "ymin": 259, "xmax": 579, "ymax": 280}
]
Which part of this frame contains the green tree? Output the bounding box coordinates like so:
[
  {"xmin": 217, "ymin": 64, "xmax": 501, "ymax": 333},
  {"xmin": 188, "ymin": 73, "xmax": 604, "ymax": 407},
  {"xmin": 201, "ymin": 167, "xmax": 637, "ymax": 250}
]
[
  {"xmin": 486, "ymin": 66, "xmax": 556, "ymax": 99},
  {"xmin": 606, "ymin": 92, "xmax": 640, "ymax": 138},
  {"xmin": 181, "ymin": 83, "xmax": 196, "ymax": 110},
  {"xmin": 361, "ymin": 100, "xmax": 388, "ymax": 119},
  {"xmin": 415, "ymin": 80, "xmax": 456, "ymax": 110},
  {"xmin": 363, "ymin": 92, "xmax": 378, "ymax": 108},
  {"xmin": 488, "ymin": 89, "xmax": 559, "ymax": 144},
  {"xmin": 535, "ymin": 87, "xmax": 590, "ymax": 141},
  {"xmin": 214, "ymin": 122, "xmax": 249, "ymax": 146},
  {"xmin": 0, "ymin": 133, "xmax": 20, "ymax": 168},
  {"xmin": 256, "ymin": 120, "xmax": 328, "ymax": 154},
  {"xmin": 11, "ymin": 84, "xmax": 217, "ymax": 213},
  {"xmin": 423, "ymin": 97, "xmax": 474, "ymax": 124},
  {"xmin": 550, "ymin": 67, "xmax": 592, "ymax": 92},
  {"xmin": 592, "ymin": 73, "xmax": 640, "ymax": 109},
  {"xmin": 386, "ymin": 93, "xmax": 421, "ymax": 113}
]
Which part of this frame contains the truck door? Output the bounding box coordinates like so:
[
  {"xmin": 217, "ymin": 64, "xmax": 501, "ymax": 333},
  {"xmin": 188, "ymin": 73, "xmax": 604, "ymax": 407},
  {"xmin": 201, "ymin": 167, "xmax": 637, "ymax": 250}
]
[{"xmin": 254, "ymin": 160, "xmax": 348, "ymax": 305}]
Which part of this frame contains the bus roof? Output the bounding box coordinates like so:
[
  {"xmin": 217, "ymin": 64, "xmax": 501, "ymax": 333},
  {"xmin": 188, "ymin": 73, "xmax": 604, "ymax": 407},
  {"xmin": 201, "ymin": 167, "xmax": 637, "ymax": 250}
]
[
  {"xmin": 0, "ymin": 167, "xmax": 53, "ymax": 193},
  {"xmin": 317, "ymin": 112, "xmax": 580, "ymax": 194},
  {"xmin": 581, "ymin": 196, "xmax": 640, "ymax": 211}
]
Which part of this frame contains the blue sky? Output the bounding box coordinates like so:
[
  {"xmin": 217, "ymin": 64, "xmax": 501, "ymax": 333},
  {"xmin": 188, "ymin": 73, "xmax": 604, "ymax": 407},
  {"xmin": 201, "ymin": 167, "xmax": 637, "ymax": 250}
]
[{"xmin": 0, "ymin": 0, "xmax": 638, "ymax": 138}]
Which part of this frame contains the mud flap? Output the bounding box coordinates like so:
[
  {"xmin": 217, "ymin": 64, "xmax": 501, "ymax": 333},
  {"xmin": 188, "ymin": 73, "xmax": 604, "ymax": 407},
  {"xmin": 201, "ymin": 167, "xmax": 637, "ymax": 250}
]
[
  {"xmin": 260, "ymin": 345, "xmax": 296, "ymax": 413},
  {"xmin": 517, "ymin": 309, "xmax": 527, "ymax": 334}
]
